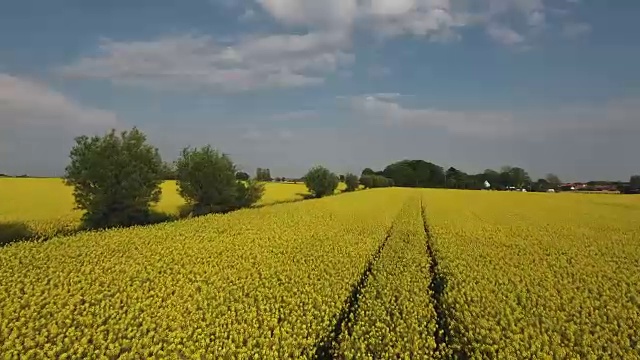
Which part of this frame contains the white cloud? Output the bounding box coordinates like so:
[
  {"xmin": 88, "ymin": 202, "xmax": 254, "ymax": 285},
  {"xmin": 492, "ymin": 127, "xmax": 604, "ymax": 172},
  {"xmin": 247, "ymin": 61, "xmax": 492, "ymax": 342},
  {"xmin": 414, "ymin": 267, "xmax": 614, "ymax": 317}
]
[
  {"xmin": 59, "ymin": 32, "xmax": 353, "ymax": 92},
  {"xmin": 350, "ymin": 93, "xmax": 640, "ymax": 141},
  {"xmin": 351, "ymin": 93, "xmax": 515, "ymax": 137},
  {"xmin": 256, "ymin": 0, "xmax": 359, "ymax": 28},
  {"xmin": 0, "ymin": 74, "xmax": 118, "ymax": 129},
  {"xmin": 363, "ymin": 0, "xmax": 465, "ymax": 39},
  {"xmin": 486, "ymin": 23, "xmax": 525, "ymax": 45},
  {"xmin": 562, "ymin": 22, "xmax": 591, "ymax": 39},
  {"xmin": 252, "ymin": 0, "xmax": 585, "ymax": 46}
]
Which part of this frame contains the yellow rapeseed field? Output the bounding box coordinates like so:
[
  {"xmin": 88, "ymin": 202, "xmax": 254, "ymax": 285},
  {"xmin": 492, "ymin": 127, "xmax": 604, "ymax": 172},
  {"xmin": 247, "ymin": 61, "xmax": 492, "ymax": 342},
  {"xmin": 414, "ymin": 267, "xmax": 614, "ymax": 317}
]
[
  {"xmin": 0, "ymin": 188, "xmax": 411, "ymax": 358},
  {"xmin": 422, "ymin": 189, "xmax": 640, "ymax": 359},
  {"xmin": 337, "ymin": 194, "xmax": 439, "ymax": 359},
  {"xmin": 0, "ymin": 178, "xmax": 316, "ymax": 241},
  {"xmin": 1, "ymin": 186, "xmax": 638, "ymax": 358}
]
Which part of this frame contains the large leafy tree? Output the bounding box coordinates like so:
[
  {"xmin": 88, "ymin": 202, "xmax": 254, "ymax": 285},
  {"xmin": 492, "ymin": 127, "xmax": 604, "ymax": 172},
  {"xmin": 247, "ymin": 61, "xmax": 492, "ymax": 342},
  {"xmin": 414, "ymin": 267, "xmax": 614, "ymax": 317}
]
[
  {"xmin": 381, "ymin": 160, "xmax": 444, "ymax": 188},
  {"xmin": 304, "ymin": 166, "xmax": 339, "ymax": 198},
  {"xmin": 64, "ymin": 127, "xmax": 163, "ymax": 228},
  {"xmin": 176, "ymin": 146, "xmax": 264, "ymax": 215},
  {"xmin": 545, "ymin": 173, "xmax": 562, "ymax": 186},
  {"xmin": 344, "ymin": 173, "xmax": 359, "ymax": 192}
]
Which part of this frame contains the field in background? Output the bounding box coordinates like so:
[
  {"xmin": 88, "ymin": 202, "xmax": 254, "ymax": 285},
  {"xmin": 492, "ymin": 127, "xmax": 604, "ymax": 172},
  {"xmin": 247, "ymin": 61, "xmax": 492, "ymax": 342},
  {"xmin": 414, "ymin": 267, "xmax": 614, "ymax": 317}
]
[
  {"xmin": 0, "ymin": 178, "xmax": 320, "ymax": 242},
  {"xmin": 0, "ymin": 188, "xmax": 638, "ymax": 358}
]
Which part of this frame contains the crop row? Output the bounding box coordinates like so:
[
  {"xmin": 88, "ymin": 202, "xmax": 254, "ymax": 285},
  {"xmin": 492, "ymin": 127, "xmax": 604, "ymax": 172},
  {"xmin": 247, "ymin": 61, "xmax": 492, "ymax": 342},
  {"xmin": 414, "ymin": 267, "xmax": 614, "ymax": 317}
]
[
  {"xmin": 0, "ymin": 188, "xmax": 410, "ymax": 359},
  {"xmin": 335, "ymin": 194, "xmax": 439, "ymax": 359},
  {"xmin": 421, "ymin": 190, "xmax": 640, "ymax": 359}
]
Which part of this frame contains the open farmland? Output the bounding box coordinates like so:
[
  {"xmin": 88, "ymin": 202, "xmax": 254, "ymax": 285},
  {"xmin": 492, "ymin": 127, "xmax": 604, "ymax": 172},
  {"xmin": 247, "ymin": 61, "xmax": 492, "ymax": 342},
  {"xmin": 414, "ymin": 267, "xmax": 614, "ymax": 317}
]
[
  {"xmin": 1, "ymin": 188, "xmax": 639, "ymax": 358},
  {"xmin": 0, "ymin": 178, "xmax": 318, "ymax": 242},
  {"xmin": 422, "ymin": 190, "xmax": 640, "ymax": 358}
]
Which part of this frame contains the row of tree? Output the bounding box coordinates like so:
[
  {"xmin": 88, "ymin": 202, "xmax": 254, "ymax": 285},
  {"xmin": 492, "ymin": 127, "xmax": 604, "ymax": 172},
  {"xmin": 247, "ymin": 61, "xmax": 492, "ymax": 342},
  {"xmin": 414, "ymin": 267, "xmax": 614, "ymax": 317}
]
[
  {"xmin": 362, "ymin": 160, "xmax": 640, "ymax": 193},
  {"xmin": 61, "ymin": 127, "xmax": 370, "ymax": 230},
  {"xmin": 361, "ymin": 160, "xmax": 557, "ymax": 191},
  {"xmin": 64, "ymin": 128, "xmax": 266, "ymax": 229}
]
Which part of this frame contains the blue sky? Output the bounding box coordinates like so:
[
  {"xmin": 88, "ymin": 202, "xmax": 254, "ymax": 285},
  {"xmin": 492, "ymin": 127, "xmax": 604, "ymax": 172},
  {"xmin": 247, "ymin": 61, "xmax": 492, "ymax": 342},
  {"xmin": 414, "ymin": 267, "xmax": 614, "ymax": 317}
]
[{"xmin": 0, "ymin": 0, "xmax": 638, "ymax": 181}]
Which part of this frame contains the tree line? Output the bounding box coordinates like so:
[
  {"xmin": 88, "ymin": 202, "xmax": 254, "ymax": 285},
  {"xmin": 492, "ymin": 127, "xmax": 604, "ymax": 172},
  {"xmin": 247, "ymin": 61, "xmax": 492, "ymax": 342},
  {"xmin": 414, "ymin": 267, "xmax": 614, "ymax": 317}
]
[
  {"xmin": 60, "ymin": 127, "xmax": 368, "ymax": 230},
  {"xmin": 6, "ymin": 127, "xmax": 640, "ymax": 232},
  {"xmin": 360, "ymin": 160, "xmax": 640, "ymax": 193}
]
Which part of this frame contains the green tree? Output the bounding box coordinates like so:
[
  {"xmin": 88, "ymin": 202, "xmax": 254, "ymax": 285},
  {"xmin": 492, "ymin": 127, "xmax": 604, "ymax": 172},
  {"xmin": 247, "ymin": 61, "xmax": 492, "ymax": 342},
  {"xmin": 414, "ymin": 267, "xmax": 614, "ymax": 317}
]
[
  {"xmin": 304, "ymin": 166, "xmax": 339, "ymax": 198},
  {"xmin": 235, "ymin": 171, "xmax": 250, "ymax": 181},
  {"xmin": 360, "ymin": 175, "xmax": 374, "ymax": 189},
  {"xmin": 256, "ymin": 168, "xmax": 272, "ymax": 181},
  {"xmin": 509, "ymin": 167, "xmax": 531, "ymax": 189},
  {"xmin": 64, "ymin": 127, "xmax": 163, "ymax": 229},
  {"xmin": 361, "ymin": 168, "xmax": 375, "ymax": 176},
  {"xmin": 545, "ymin": 173, "xmax": 562, "ymax": 186},
  {"xmin": 630, "ymin": 175, "xmax": 640, "ymax": 189},
  {"xmin": 344, "ymin": 173, "xmax": 359, "ymax": 192},
  {"xmin": 380, "ymin": 160, "xmax": 444, "ymax": 188},
  {"xmin": 176, "ymin": 146, "xmax": 264, "ymax": 215},
  {"xmin": 532, "ymin": 178, "xmax": 550, "ymax": 192},
  {"xmin": 161, "ymin": 161, "xmax": 177, "ymax": 180},
  {"xmin": 372, "ymin": 175, "xmax": 393, "ymax": 188}
]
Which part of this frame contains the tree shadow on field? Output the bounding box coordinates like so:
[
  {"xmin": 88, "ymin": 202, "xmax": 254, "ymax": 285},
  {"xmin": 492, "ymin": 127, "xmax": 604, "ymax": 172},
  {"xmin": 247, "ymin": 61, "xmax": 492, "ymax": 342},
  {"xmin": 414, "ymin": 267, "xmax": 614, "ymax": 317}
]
[
  {"xmin": 0, "ymin": 222, "xmax": 36, "ymax": 247},
  {"xmin": 296, "ymin": 192, "xmax": 316, "ymax": 200}
]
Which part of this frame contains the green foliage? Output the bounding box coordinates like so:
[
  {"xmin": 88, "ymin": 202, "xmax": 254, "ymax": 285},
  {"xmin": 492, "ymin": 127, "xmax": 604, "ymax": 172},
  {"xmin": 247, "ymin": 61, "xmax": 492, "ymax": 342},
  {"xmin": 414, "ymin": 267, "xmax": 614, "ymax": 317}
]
[
  {"xmin": 545, "ymin": 173, "xmax": 561, "ymax": 185},
  {"xmin": 532, "ymin": 178, "xmax": 551, "ymax": 192},
  {"xmin": 304, "ymin": 166, "xmax": 339, "ymax": 198},
  {"xmin": 235, "ymin": 180, "xmax": 265, "ymax": 209},
  {"xmin": 382, "ymin": 160, "xmax": 445, "ymax": 188},
  {"xmin": 630, "ymin": 175, "xmax": 640, "ymax": 189},
  {"xmin": 359, "ymin": 175, "xmax": 374, "ymax": 189},
  {"xmin": 175, "ymin": 146, "xmax": 262, "ymax": 215},
  {"xmin": 360, "ymin": 175, "xmax": 393, "ymax": 189},
  {"xmin": 344, "ymin": 173, "xmax": 359, "ymax": 192},
  {"xmin": 161, "ymin": 161, "xmax": 177, "ymax": 180},
  {"xmin": 361, "ymin": 168, "xmax": 375, "ymax": 177},
  {"xmin": 235, "ymin": 171, "xmax": 250, "ymax": 181},
  {"xmin": 63, "ymin": 127, "xmax": 163, "ymax": 229},
  {"xmin": 256, "ymin": 168, "xmax": 272, "ymax": 181}
]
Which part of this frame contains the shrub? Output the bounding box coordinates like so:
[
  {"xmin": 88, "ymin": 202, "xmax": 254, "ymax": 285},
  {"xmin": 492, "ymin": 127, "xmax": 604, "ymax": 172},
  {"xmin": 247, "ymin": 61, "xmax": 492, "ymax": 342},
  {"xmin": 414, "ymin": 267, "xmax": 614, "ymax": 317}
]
[
  {"xmin": 360, "ymin": 175, "xmax": 374, "ymax": 189},
  {"xmin": 344, "ymin": 173, "xmax": 359, "ymax": 192},
  {"xmin": 304, "ymin": 166, "xmax": 339, "ymax": 198},
  {"xmin": 63, "ymin": 127, "xmax": 164, "ymax": 229},
  {"xmin": 360, "ymin": 175, "xmax": 393, "ymax": 189},
  {"xmin": 235, "ymin": 180, "xmax": 265, "ymax": 208},
  {"xmin": 176, "ymin": 146, "xmax": 263, "ymax": 215}
]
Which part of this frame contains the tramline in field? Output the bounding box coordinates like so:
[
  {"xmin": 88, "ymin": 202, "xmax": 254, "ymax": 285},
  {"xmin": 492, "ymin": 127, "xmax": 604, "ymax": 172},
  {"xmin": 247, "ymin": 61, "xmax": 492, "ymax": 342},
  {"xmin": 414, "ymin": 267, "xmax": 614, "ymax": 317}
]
[{"xmin": 1, "ymin": 187, "xmax": 639, "ymax": 358}]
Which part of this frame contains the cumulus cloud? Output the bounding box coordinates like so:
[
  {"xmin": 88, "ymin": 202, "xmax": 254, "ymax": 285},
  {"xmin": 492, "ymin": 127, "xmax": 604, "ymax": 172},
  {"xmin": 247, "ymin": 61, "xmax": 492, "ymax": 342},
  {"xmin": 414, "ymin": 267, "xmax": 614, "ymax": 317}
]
[
  {"xmin": 251, "ymin": 0, "xmax": 580, "ymax": 45},
  {"xmin": 0, "ymin": 73, "xmax": 118, "ymax": 129},
  {"xmin": 257, "ymin": 0, "xmax": 359, "ymax": 28},
  {"xmin": 350, "ymin": 93, "xmax": 640, "ymax": 141},
  {"xmin": 486, "ymin": 23, "xmax": 525, "ymax": 45},
  {"xmin": 57, "ymin": 0, "xmax": 591, "ymax": 95},
  {"xmin": 59, "ymin": 32, "xmax": 353, "ymax": 92},
  {"xmin": 0, "ymin": 74, "xmax": 120, "ymax": 176},
  {"xmin": 351, "ymin": 93, "xmax": 515, "ymax": 137}
]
